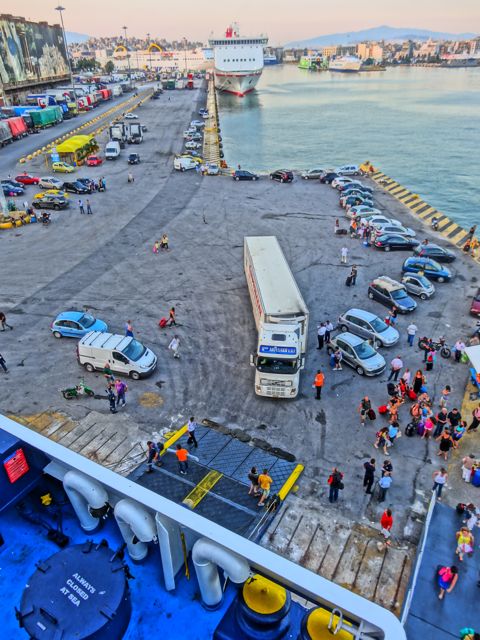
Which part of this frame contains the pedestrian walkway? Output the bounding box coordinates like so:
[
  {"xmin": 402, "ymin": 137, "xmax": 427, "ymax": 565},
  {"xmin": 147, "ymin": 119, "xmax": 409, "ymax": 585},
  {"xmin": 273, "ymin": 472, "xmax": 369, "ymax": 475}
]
[{"xmin": 403, "ymin": 502, "xmax": 480, "ymax": 638}]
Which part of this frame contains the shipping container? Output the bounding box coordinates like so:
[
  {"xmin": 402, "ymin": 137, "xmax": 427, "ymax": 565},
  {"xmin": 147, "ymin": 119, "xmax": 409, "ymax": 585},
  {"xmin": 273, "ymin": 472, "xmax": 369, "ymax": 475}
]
[
  {"xmin": 13, "ymin": 105, "xmax": 41, "ymax": 116},
  {"xmin": 6, "ymin": 116, "xmax": 28, "ymax": 138}
]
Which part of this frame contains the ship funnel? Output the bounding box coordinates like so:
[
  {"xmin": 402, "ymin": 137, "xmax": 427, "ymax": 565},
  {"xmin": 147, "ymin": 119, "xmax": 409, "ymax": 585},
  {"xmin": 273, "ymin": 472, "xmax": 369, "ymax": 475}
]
[
  {"xmin": 192, "ymin": 538, "xmax": 251, "ymax": 608},
  {"xmin": 114, "ymin": 498, "xmax": 157, "ymax": 561},
  {"xmin": 63, "ymin": 470, "xmax": 109, "ymax": 532}
]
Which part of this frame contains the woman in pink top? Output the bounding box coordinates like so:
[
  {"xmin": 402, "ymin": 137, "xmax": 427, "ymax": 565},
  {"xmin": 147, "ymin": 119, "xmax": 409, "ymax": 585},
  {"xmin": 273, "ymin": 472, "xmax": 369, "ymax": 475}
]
[{"xmin": 422, "ymin": 416, "xmax": 434, "ymax": 439}]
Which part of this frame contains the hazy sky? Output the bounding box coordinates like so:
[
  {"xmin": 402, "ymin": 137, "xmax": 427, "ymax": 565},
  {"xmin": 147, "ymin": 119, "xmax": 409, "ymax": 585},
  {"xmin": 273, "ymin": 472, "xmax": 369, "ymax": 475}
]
[{"xmin": 2, "ymin": 0, "xmax": 479, "ymax": 44}]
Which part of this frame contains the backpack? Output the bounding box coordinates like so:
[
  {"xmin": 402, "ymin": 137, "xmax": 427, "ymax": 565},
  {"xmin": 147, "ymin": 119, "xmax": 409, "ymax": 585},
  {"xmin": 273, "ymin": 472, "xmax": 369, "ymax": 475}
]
[{"xmin": 405, "ymin": 423, "xmax": 416, "ymax": 437}]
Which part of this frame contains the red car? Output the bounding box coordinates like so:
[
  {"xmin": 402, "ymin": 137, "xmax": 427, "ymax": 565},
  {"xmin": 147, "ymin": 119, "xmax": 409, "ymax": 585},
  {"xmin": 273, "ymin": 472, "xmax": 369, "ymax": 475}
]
[
  {"xmin": 471, "ymin": 289, "xmax": 480, "ymax": 317},
  {"xmin": 86, "ymin": 155, "xmax": 103, "ymax": 167},
  {"xmin": 15, "ymin": 173, "xmax": 40, "ymax": 185}
]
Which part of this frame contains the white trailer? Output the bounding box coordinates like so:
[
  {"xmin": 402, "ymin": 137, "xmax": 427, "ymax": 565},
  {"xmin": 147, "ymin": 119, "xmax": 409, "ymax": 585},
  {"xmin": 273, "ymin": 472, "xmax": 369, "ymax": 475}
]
[{"xmin": 244, "ymin": 236, "xmax": 309, "ymax": 398}]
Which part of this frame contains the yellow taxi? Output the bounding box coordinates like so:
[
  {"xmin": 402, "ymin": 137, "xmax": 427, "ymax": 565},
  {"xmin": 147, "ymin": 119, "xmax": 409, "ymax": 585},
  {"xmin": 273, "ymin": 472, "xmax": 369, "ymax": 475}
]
[
  {"xmin": 34, "ymin": 189, "xmax": 69, "ymax": 200},
  {"xmin": 52, "ymin": 161, "xmax": 75, "ymax": 173}
]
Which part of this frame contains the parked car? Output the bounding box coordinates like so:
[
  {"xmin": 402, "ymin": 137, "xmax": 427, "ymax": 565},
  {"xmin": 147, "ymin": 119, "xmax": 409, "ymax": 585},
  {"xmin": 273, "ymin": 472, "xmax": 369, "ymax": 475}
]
[
  {"xmin": 270, "ymin": 170, "xmax": 294, "ymax": 183},
  {"xmin": 332, "ymin": 176, "xmax": 355, "ymax": 190},
  {"xmin": 347, "ymin": 207, "xmax": 382, "ymax": 219},
  {"xmin": 185, "ymin": 140, "xmax": 201, "ymax": 150},
  {"xmin": 319, "ymin": 172, "xmax": 338, "ymax": 184},
  {"xmin": 204, "ymin": 163, "xmax": 219, "ymax": 175},
  {"xmin": 198, "ymin": 108, "xmax": 208, "ymax": 116},
  {"xmin": 39, "ymin": 176, "xmax": 64, "ymax": 189},
  {"xmin": 33, "ymin": 190, "xmax": 68, "ymax": 199},
  {"xmin": 401, "ymin": 274, "xmax": 435, "ymax": 300},
  {"xmin": 233, "ymin": 170, "xmax": 259, "ymax": 181},
  {"xmin": 62, "ymin": 181, "xmax": 90, "ymax": 194},
  {"xmin": 335, "ymin": 164, "xmax": 361, "ymax": 176},
  {"xmin": 183, "ymin": 129, "xmax": 197, "ymax": 139},
  {"xmin": 402, "ymin": 257, "xmax": 452, "ymax": 282},
  {"xmin": 76, "ymin": 178, "xmax": 95, "ymax": 191},
  {"xmin": 185, "ymin": 132, "xmax": 202, "ymax": 142},
  {"xmin": 372, "ymin": 223, "xmax": 416, "ymax": 238},
  {"xmin": 51, "ymin": 311, "xmax": 108, "ymax": 339},
  {"xmin": 338, "ymin": 308, "xmax": 399, "ymax": 347},
  {"xmin": 2, "ymin": 184, "xmax": 24, "ymax": 196},
  {"xmin": 52, "ymin": 161, "xmax": 74, "ymax": 173},
  {"xmin": 342, "ymin": 195, "xmax": 374, "ymax": 209},
  {"xmin": 368, "ymin": 276, "xmax": 417, "ymax": 313},
  {"xmin": 86, "ymin": 155, "xmax": 103, "ymax": 166},
  {"xmin": 412, "ymin": 243, "xmax": 456, "ymax": 263},
  {"xmin": 15, "ymin": 174, "xmax": 40, "ymax": 185},
  {"xmin": 174, "ymin": 156, "xmax": 198, "ymax": 171},
  {"xmin": 128, "ymin": 153, "xmax": 141, "ymax": 164},
  {"xmin": 32, "ymin": 195, "xmax": 69, "ymax": 210},
  {"xmin": 301, "ymin": 168, "xmax": 325, "ymax": 180},
  {"xmin": 362, "ymin": 215, "xmax": 402, "ymax": 227},
  {"xmin": 190, "ymin": 120, "xmax": 205, "ymax": 128},
  {"xmin": 178, "ymin": 154, "xmax": 202, "ymax": 164},
  {"xmin": 124, "ymin": 113, "xmax": 138, "ymax": 119},
  {"xmin": 341, "ymin": 183, "xmax": 373, "ymax": 195},
  {"xmin": 328, "ymin": 332, "xmax": 386, "ymax": 376},
  {"xmin": 374, "ymin": 235, "xmax": 420, "ymax": 252},
  {"xmin": 470, "ymin": 289, "xmax": 480, "ymax": 316},
  {"xmin": 2, "ymin": 179, "xmax": 24, "ymax": 190}
]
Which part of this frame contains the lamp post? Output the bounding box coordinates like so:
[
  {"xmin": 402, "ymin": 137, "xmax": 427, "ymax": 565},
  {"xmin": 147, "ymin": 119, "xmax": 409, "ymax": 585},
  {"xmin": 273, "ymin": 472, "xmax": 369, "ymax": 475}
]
[
  {"xmin": 55, "ymin": 6, "xmax": 76, "ymax": 104},
  {"xmin": 122, "ymin": 25, "xmax": 132, "ymax": 84}
]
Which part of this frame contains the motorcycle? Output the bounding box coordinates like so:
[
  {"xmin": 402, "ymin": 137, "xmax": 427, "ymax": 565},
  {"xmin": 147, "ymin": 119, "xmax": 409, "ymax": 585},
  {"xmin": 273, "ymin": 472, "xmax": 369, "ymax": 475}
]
[
  {"xmin": 431, "ymin": 216, "xmax": 439, "ymax": 231},
  {"xmin": 61, "ymin": 378, "xmax": 95, "ymax": 400},
  {"xmin": 417, "ymin": 336, "xmax": 451, "ymax": 359}
]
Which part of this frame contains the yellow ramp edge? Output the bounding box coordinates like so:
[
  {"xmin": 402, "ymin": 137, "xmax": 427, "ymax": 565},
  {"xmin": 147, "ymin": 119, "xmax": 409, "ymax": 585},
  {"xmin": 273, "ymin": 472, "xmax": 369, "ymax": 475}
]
[
  {"xmin": 161, "ymin": 425, "xmax": 187, "ymax": 455},
  {"xmin": 440, "ymin": 222, "xmax": 459, "ymax": 237},
  {"xmin": 182, "ymin": 470, "xmax": 223, "ymax": 509},
  {"xmin": 277, "ymin": 464, "xmax": 305, "ymax": 501}
]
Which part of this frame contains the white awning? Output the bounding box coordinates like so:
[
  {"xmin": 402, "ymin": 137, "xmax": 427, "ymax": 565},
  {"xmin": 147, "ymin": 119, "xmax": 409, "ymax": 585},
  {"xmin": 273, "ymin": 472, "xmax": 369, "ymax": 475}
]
[{"xmin": 465, "ymin": 345, "xmax": 480, "ymax": 373}]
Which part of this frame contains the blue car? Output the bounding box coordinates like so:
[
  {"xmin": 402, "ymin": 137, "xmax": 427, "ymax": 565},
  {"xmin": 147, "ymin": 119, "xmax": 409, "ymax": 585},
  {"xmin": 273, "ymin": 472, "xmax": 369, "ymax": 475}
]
[
  {"xmin": 2, "ymin": 184, "xmax": 24, "ymax": 197},
  {"xmin": 402, "ymin": 257, "xmax": 452, "ymax": 283},
  {"xmin": 51, "ymin": 311, "xmax": 108, "ymax": 338}
]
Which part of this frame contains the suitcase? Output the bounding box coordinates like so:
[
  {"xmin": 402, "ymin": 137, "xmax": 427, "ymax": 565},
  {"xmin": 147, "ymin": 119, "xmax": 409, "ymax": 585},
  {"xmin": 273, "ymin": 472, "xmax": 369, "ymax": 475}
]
[
  {"xmin": 367, "ymin": 408, "xmax": 376, "ymax": 421},
  {"xmin": 405, "ymin": 423, "xmax": 416, "ymax": 437},
  {"xmin": 345, "ymin": 275, "xmax": 352, "ymax": 287},
  {"xmin": 408, "ymin": 389, "xmax": 417, "ymax": 401},
  {"xmin": 378, "ymin": 405, "xmax": 388, "ymax": 414},
  {"xmin": 472, "ymin": 469, "xmax": 480, "ymax": 488},
  {"xmin": 387, "ymin": 382, "xmax": 397, "ymax": 396},
  {"xmin": 158, "ymin": 317, "xmax": 168, "ymax": 328},
  {"xmin": 417, "ymin": 421, "xmax": 425, "ymax": 436}
]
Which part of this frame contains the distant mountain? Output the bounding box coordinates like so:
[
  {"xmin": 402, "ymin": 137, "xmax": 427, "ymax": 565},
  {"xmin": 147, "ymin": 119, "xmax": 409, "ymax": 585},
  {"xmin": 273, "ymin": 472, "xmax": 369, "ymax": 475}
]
[
  {"xmin": 66, "ymin": 31, "xmax": 90, "ymax": 44},
  {"xmin": 285, "ymin": 25, "xmax": 477, "ymax": 48}
]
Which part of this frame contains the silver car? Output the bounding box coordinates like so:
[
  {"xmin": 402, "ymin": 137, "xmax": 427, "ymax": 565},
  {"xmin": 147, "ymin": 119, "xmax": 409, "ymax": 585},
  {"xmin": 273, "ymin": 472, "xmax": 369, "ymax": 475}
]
[
  {"xmin": 338, "ymin": 308, "xmax": 399, "ymax": 347},
  {"xmin": 401, "ymin": 274, "xmax": 435, "ymax": 300},
  {"xmin": 328, "ymin": 332, "xmax": 386, "ymax": 376}
]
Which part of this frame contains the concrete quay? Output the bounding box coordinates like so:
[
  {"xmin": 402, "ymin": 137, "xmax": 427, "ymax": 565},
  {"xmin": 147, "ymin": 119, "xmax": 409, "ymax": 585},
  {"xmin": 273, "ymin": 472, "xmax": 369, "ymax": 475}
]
[{"xmin": 1, "ymin": 84, "xmax": 479, "ymax": 612}]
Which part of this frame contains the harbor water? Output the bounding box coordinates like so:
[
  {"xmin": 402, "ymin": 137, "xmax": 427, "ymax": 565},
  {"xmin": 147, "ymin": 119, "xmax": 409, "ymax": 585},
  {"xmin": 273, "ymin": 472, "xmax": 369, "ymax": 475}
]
[{"xmin": 218, "ymin": 65, "xmax": 480, "ymax": 228}]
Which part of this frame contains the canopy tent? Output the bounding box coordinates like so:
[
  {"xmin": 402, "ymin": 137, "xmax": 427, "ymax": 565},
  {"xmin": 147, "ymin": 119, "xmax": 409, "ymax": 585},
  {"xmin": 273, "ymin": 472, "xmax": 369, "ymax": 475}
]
[
  {"xmin": 56, "ymin": 135, "xmax": 94, "ymax": 154},
  {"xmin": 54, "ymin": 135, "xmax": 97, "ymax": 166},
  {"xmin": 465, "ymin": 345, "xmax": 480, "ymax": 373}
]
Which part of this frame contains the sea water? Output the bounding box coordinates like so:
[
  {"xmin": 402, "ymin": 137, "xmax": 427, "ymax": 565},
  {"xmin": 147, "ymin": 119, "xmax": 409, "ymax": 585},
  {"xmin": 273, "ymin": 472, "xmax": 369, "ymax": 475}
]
[{"xmin": 218, "ymin": 65, "xmax": 480, "ymax": 228}]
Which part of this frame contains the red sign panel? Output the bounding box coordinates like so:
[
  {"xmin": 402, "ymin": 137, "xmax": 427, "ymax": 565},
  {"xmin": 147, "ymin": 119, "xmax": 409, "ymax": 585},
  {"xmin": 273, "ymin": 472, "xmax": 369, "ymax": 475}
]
[{"xmin": 4, "ymin": 448, "xmax": 29, "ymax": 483}]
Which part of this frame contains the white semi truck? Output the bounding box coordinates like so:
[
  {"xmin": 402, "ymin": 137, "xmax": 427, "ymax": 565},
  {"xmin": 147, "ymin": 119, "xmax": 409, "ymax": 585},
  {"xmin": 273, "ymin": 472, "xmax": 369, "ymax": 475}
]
[{"xmin": 244, "ymin": 236, "xmax": 309, "ymax": 398}]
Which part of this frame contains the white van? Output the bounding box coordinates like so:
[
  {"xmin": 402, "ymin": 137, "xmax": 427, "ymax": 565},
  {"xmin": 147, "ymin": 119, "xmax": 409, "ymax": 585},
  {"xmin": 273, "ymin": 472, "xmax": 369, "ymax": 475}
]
[
  {"xmin": 105, "ymin": 140, "xmax": 121, "ymax": 160},
  {"xmin": 174, "ymin": 156, "xmax": 198, "ymax": 171},
  {"xmin": 77, "ymin": 331, "xmax": 157, "ymax": 379}
]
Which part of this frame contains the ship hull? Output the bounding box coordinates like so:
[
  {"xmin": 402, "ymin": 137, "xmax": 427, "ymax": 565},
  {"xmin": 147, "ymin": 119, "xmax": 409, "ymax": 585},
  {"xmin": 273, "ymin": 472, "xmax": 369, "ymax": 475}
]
[{"xmin": 214, "ymin": 70, "xmax": 262, "ymax": 96}]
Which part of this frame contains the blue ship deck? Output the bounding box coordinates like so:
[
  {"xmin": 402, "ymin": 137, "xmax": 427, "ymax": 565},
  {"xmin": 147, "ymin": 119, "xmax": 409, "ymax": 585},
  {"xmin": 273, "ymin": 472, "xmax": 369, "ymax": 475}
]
[
  {"xmin": 0, "ymin": 492, "xmax": 236, "ymax": 640},
  {"xmin": 404, "ymin": 503, "xmax": 480, "ymax": 638}
]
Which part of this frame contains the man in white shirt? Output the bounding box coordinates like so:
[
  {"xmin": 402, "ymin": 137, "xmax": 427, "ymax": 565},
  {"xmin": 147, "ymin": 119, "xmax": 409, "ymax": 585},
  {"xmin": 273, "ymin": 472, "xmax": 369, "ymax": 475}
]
[
  {"xmin": 317, "ymin": 323, "xmax": 326, "ymax": 350},
  {"xmin": 325, "ymin": 320, "xmax": 334, "ymax": 343},
  {"xmin": 168, "ymin": 335, "xmax": 180, "ymax": 358},
  {"xmin": 187, "ymin": 416, "xmax": 198, "ymax": 448},
  {"xmin": 388, "ymin": 356, "xmax": 403, "ymax": 382},
  {"xmin": 406, "ymin": 323, "xmax": 418, "ymax": 347},
  {"xmin": 341, "ymin": 246, "xmax": 348, "ymax": 264}
]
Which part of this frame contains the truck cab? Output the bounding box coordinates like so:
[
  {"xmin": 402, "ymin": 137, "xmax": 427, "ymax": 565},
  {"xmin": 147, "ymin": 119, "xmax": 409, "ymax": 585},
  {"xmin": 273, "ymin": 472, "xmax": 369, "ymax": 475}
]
[{"xmin": 250, "ymin": 323, "xmax": 304, "ymax": 398}]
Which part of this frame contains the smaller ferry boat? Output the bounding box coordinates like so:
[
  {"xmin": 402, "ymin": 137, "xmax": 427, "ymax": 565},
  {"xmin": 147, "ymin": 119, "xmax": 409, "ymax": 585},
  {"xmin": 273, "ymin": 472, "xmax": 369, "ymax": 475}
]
[
  {"xmin": 329, "ymin": 55, "xmax": 362, "ymax": 73},
  {"xmin": 264, "ymin": 51, "xmax": 279, "ymax": 65}
]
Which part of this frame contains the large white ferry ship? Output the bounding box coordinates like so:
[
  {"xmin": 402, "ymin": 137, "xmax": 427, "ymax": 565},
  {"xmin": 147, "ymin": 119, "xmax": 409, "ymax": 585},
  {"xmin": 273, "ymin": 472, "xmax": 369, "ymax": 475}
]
[
  {"xmin": 329, "ymin": 55, "xmax": 362, "ymax": 73},
  {"xmin": 209, "ymin": 24, "xmax": 268, "ymax": 96}
]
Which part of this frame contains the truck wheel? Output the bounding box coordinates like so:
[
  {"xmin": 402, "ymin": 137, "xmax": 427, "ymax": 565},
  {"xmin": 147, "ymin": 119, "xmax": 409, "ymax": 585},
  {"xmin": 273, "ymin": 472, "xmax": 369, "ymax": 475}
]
[
  {"xmin": 130, "ymin": 371, "xmax": 140, "ymax": 380},
  {"xmin": 84, "ymin": 363, "xmax": 94, "ymax": 373}
]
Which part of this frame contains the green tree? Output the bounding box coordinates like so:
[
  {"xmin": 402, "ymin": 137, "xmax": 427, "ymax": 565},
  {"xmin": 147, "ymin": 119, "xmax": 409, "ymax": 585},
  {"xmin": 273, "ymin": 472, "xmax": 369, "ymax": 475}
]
[
  {"xmin": 104, "ymin": 60, "xmax": 115, "ymax": 74},
  {"xmin": 74, "ymin": 58, "xmax": 100, "ymax": 72}
]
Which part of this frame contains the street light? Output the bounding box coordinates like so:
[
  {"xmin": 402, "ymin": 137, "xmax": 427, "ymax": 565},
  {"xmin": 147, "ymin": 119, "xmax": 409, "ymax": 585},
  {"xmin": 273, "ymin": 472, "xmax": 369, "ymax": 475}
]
[
  {"xmin": 122, "ymin": 25, "xmax": 132, "ymax": 85},
  {"xmin": 147, "ymin": 32, "xmax": 153, "ymax": 73},
  {"xmin": 55, "ymin": 6, "xmax": 76, "ymax": 105}
]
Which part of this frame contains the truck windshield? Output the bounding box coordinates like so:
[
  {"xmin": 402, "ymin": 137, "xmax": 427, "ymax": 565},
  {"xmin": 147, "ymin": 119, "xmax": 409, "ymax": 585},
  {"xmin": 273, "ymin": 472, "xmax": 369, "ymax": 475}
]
[
  {"xmin": 257, "ymin": 357, "xmax": 298, "ymax": 374},
  {"xmin": 122, "ymin": 339, "xmax": 146, "ymax": 361}
]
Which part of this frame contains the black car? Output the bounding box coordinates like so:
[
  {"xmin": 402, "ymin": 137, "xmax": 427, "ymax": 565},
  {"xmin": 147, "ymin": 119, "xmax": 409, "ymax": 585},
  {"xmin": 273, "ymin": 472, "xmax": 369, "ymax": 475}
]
[
  {"xmin": 341, "ymin": 183, "xmax": 373, "ymax": 195},
  {"xmin": 76, "ymin": 178, "xmax": 95, "ymax": 191},
  {"xmin": 232, "ymin": 170, "xmax": 258, "ymax": 181},
  {"xmin": 270, "ymin": 170, "xmax": 293, "ymax": 183},
  {"xmin": 128, "ymin": 153, "xmax": 140, "ymax": 164},
  {"xmin": 413, "ymin": 243, "xmax": 456, "ymax": 263},
  {"xmin": 2, "ymin": 179, "xmax": 24, "ymax": 190},
  {"xmin": 320, "ymin": 172, "xmax": 338, "ymax": 184},
  {"xmin": 62, "ymin": 180, "xmax": 90, "ymax": 194},
  {"xmin": 32, "ymin": 196, "xmax": 68, "ymax": 210},
  {"xmin": 374, "ymin": 234, "xmax": 420, "ymax": 252}
]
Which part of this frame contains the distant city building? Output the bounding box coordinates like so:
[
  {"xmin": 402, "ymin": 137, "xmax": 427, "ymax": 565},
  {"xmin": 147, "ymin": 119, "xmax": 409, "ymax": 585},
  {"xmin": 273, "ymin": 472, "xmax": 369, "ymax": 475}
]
[{"xmin": 356, "ymin": 42, "xmax": 384, "ymax": 61}]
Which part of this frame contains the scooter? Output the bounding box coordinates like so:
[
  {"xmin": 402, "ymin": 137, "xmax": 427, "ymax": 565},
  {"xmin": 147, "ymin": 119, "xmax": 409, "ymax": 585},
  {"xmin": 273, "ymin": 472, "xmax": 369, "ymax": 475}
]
[
  {"xmin": 61, "ymin": 378, "xmax": 95, "ymax": 400},
  {"xmin": 431, "ymin": 216, "xmax": 439, "ymax": 231}
]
